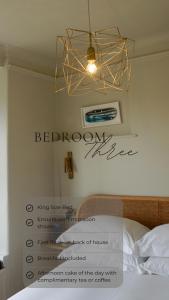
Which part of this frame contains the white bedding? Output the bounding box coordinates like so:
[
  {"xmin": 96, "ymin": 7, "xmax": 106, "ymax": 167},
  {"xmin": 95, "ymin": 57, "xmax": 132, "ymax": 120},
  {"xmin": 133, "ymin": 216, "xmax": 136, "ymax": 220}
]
[
  {"xmin": 8, "ymin": 215, "xmax": 169, "ymax": 300},
  {"xmin": 8, "ymin": 272, "xmax": 169, "ymax": 300}
]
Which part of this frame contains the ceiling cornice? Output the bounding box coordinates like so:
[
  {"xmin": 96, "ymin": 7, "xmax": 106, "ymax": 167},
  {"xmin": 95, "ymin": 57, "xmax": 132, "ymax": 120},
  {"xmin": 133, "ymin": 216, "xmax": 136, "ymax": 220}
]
[
  {"xmin": 0, "ymin": 45, "xmax": 55, "ymax": 76},
  {"xmin": 0, "ymin": 31, "xmax": 169, "ymax": 76}
]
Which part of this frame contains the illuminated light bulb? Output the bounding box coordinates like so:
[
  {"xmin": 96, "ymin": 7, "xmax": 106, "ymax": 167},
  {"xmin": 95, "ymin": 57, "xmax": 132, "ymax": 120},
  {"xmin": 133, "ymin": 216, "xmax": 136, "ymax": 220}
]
[{"xmin": 86, "ymin": 60, "xmax": 97, "ymax": 74}]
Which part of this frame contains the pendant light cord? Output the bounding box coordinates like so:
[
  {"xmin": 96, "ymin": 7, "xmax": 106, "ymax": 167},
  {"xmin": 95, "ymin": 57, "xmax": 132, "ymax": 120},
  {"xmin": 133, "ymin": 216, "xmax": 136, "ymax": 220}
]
[
  {"xmin": 88, "ymin": 0, "xmax": 92, "ymax": 33},
  {"xmin": 87, "ymin": 0, "xmax": 92, "ymax": 46}
]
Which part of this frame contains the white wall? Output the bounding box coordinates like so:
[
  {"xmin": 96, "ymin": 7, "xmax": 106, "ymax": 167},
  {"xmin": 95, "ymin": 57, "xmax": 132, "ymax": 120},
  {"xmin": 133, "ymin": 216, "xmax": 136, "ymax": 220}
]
[
  {"xmin": 7, "ymin": 66, "xmax": 56, "ymax": 296},
  {"xmin": 0, "ymin": 66, "xmax": 8, "ymax": 254},
  {"xmin": 55, "ymin": 51, "xmax": 169, "ymax": 205}
]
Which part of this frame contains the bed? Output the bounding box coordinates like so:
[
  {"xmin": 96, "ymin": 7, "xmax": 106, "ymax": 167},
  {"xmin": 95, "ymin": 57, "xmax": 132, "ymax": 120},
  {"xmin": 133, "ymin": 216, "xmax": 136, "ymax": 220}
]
[{"xmin": 8, "ymin": 194, "xmax": 169, "ymax": 300}]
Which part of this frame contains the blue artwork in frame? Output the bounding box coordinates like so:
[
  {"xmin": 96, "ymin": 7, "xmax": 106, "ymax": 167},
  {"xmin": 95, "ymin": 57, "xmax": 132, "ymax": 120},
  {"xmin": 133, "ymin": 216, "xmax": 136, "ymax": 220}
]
[{"xmin": 81, "ymin": 102, "xmax": 121, "ymax": 128}]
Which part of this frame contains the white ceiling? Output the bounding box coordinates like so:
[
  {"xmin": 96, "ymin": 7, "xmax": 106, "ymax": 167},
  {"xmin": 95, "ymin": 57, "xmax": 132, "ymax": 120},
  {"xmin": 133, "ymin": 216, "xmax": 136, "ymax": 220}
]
[{"xmin": 0, "ymin": 0, "xmax": 169, "ymax": 75}]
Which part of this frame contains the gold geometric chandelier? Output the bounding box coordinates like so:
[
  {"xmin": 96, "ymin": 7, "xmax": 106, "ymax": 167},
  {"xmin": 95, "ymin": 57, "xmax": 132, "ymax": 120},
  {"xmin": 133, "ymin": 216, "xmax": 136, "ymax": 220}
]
[{"xmin": 55, "ymin": 0, "xmax": 133, "ymax": 96}]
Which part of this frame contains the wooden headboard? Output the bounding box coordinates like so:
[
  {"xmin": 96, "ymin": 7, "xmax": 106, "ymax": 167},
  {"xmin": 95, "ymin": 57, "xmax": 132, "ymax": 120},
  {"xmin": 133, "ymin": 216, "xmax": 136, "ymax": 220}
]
[{"xmin": 76, "ymin": 194, "xmax": 169, "ymax": 228}]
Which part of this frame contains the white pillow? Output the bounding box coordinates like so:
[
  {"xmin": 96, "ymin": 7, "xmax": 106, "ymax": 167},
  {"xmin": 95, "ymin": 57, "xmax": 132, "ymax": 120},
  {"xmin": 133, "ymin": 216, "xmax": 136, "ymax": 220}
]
[
  {"xmin": 58, "ymin": 244, "xmax": 144, "ymax": 273},
  {"xmin": 123, "ymin": 254, "xmax": 145, "ymax": 273},
  {"xmin": 134, "ymin": 224, "xmax": 169, "ymax": 257},
  {"xmin": 140, "ymin": 257, "xmax": 169, "ymax": 276},
  {"xmin": 56, "ymin": 215, "xmax": 149, "ymax": 254}
]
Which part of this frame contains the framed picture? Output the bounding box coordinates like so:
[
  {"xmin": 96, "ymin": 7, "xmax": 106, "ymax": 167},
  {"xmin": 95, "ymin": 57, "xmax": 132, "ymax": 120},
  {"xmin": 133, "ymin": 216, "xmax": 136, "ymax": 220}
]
[{"xmin": 81, "ymin": 102, "xmax": 121, "ymax": 128}]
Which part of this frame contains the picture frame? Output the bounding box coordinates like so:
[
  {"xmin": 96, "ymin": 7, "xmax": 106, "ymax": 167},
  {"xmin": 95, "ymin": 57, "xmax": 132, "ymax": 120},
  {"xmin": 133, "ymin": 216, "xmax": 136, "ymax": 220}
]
[{"xmin": 81, "ymin": 102, "xmax": 121, "ymax": 128}]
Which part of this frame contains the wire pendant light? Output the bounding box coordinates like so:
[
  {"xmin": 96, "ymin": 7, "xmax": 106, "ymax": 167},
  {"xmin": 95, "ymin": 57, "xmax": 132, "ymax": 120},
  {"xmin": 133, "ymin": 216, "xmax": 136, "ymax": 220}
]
[{"xmin": 55, "ymin": 0, "xmax": 133, "ymax": 96}]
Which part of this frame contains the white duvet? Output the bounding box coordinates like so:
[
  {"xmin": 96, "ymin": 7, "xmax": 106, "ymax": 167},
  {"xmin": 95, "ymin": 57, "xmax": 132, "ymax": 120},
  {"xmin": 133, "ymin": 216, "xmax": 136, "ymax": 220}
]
[
  {"xmin": 8, "ymin": 272, "xmax": 169, "ymax": 300},
  {"xmin": 8, "ymin": 257, "xmax": 169, "ymax": 300}
]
